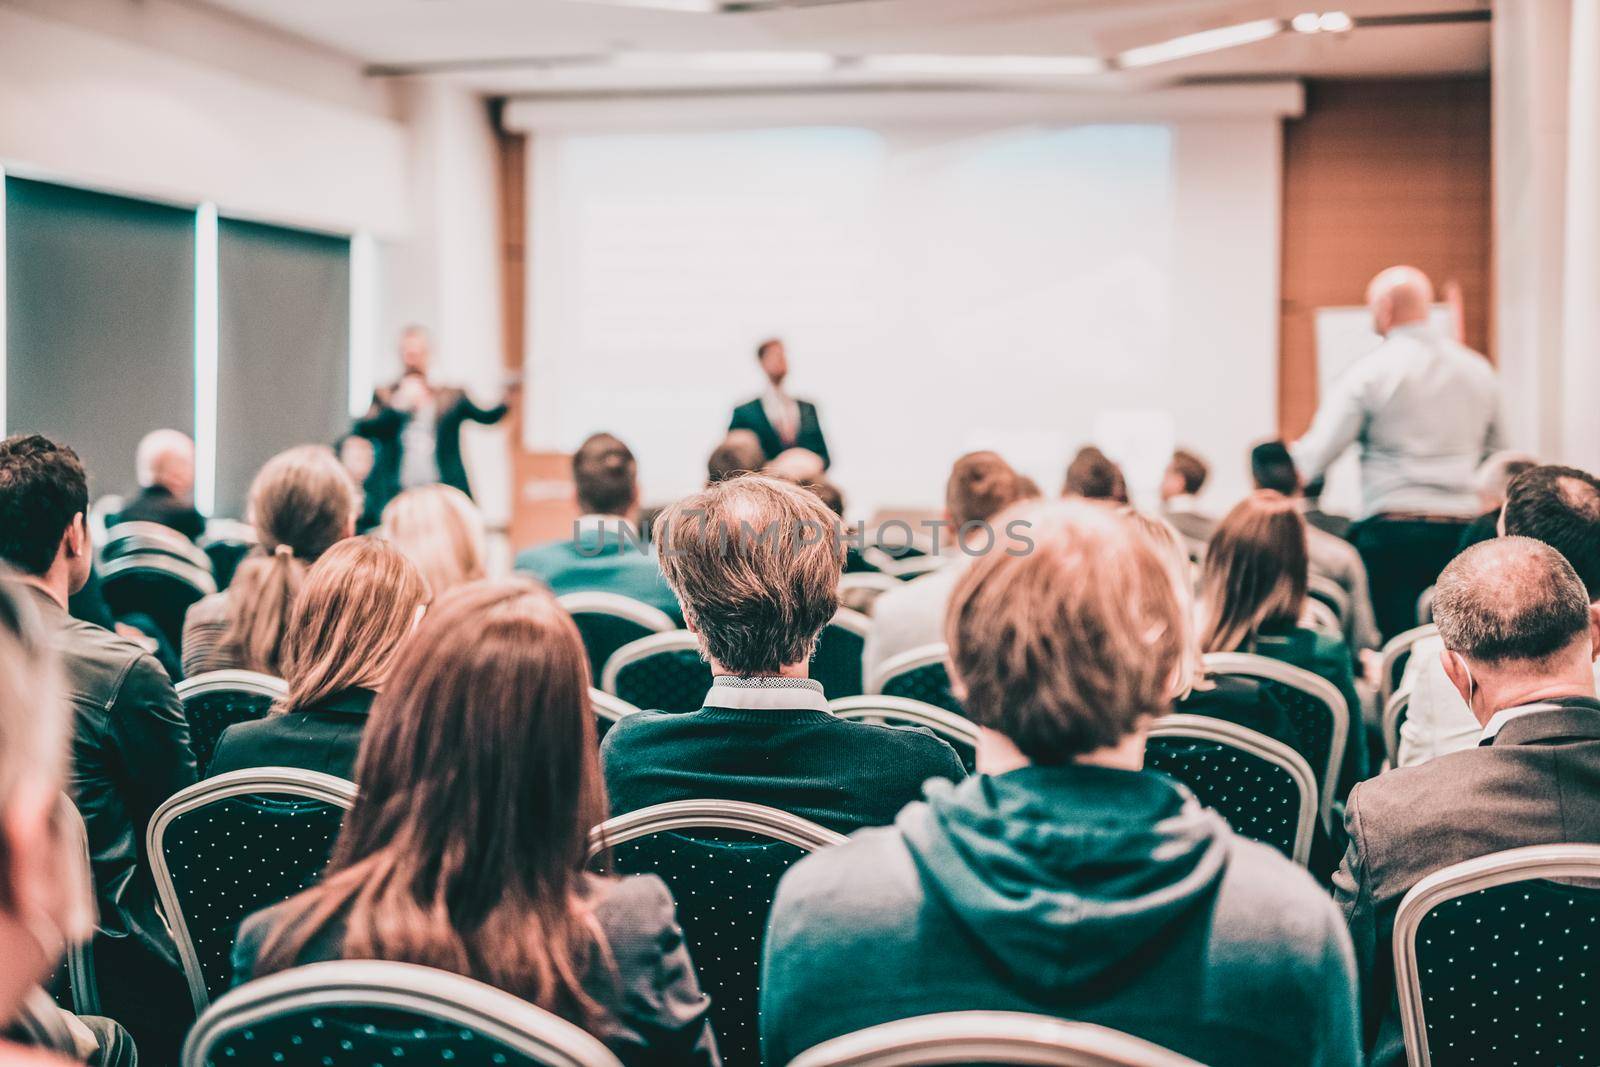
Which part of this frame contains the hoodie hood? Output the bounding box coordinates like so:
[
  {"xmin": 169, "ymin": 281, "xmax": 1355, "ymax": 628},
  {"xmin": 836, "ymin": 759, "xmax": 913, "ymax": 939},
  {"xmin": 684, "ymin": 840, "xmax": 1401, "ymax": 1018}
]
[{"xmin": 900, "ymin": 764, "xmax": 1230, "ymax": 993}]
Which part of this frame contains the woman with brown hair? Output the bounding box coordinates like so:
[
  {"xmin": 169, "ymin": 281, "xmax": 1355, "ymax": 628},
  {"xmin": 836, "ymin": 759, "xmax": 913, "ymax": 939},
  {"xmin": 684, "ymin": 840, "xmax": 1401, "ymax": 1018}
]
[
  {"xmin": 182, "ymin": 445, "xmax": 356, "ymax": 677},
  {"xmin": 207, "ymin": 538, "xmax": 428, "ymax": 781},
  {"xmin": 231, "ymin": 579, "xmax": 718, "ymax": 1065},
  {"xmin": 379, "ymin": 482, "xmax": 487, "ymax": 597},
  {"xmin": 1197, "ymin": 491, "xmax": 1367, "ymax": 794}
]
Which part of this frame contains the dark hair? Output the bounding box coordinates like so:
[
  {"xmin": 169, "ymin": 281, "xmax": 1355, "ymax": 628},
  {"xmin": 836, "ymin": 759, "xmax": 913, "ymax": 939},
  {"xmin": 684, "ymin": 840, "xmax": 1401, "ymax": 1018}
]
[
  {"xmin": 1502, "ymin": 465, "xmax": 1600, "ymax": 599},
  {"xmin": 1198, "ymin": 491, "xmax": 1309, "ymax": 653},
  {"xmin": 1250, "ymin": 440, "xmax": 1301, "ymax": 497},
  {"xmin": 256, "ymin": 579, "xmax": 611, "ymax": 1023},
  {"xmin": 1062, "ymin": 447, "xmax": 1128, "ymax": 503},
  {"xmin": 0, "ymin": 435, "xmax": 89, "ymax": 577},
  {"xmin": 947, "ymin": 452, "xmax": 1025, "ymax": 528},
  {"xmin": 1435, "ymin": 537, "xmax": 1592, "ymax": 664},
  {"xmin": 573, "ymin": 434, "xmax": 637, "ymax": 517},
  {"xmin": 803, "ymin": 478, "xmax": 845, "ymax": 518},
  {"xmin": 707, "ymin": 433, "xmax": 766, "ymax": 485},
  {"xmin": 756, "ymin": 338, "xmax": 782, "ymax": 361},
  {"xmin": 1168, "ymin": 449, "xmax": 1208, "ymax": 495}
]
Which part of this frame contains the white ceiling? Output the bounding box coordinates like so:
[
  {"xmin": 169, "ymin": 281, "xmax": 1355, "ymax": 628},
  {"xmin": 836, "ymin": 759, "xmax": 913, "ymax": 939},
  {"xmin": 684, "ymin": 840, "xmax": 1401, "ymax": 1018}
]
[{"xmin": 194, "ymin": 0, "xmax": 1491, "ymax": 96}]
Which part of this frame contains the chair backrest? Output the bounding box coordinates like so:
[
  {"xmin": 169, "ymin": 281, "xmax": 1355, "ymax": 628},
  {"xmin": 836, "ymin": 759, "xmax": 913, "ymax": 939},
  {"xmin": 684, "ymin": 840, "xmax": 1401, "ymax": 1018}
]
[
  {"xmin": 101, "ymin": 520, "xmax": 214, "ymax": 572},
  {"xmin": 148, "ymin": 768, "xmax": 357, "ymax": 1013},
  {"xmin": 1305, "ymin": 573, "xmax": 1351, "ymax": 627},
  {"xmin": 588, "ymin": 687, "xmax": 640, "ymax": 743},
  {"xmin": 1145, "ymin": 715, "xmax": 1318, "ymax": 866},
  {"xmin": 600, "ymin": 631, "xmax": 711, "ymax": 713},
  {"xmin": 183, "ymin": 959, "xmax": 623, "ymax": 1067},
  {"xmin": 1298, "ymin": 598, "xmax": 1342, "ymax": 638},
  {"xmin": 1394, "ymin": 844, "xmax": 1600, "ymax": 1067},
  {"xmin": 176, "ymin": 670, "xmax": 290, "ymax": 776},
  {"xmin": 1416, "ymin": 583, "xmax": 1436, "ymax": 626},
  {"xmin": 557, "ymin": 592, "xmax": 676, "ymax": 685},
  {"xmin": 787, "ymin": 1011, "xmax": 1205, "ymax": 1067},
  {"xmin": 1379, "ymin": 623, "xmax": 1439, "ymax": 706},
  {"xmin": 198, "ymin": 519, "xmax": 260, "ymax": 592},
  {"xmin": 867, "ymin": 643, "xmax": 965, "ymax": 717},
  {"xmin": 829, "ymin": 695, "xmax": 981, "ymax": 772},
  {"xmin": 99, "ymin": 551, "xmax": 217, "ymax": 651},
  {"xmin": 882, "ymin": 554, "xmax": 945, "ymax": 581},
  {"xmin": 1382, "ymin": 688, "xmax": 1411, "ymax": 770},
  {"xmin": 592, "ymin": 801, "xmax": 844, "ymax": 1067},
  {"xmin": 1201, "ymin": 652, "xmax": 1346, "ymax": 832},
  {"xmin": 837, "ymin": 572, "xmax": 901, "ymax": 616},
  {"xmin": 812, "ymin": 608, "xmax": 870, "ymax": 700}
]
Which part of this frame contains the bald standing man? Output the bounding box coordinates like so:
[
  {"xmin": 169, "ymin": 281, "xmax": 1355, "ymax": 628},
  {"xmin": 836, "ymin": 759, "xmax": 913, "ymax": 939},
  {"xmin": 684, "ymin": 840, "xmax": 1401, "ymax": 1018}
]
[
  {"xmin": 113, "ymin": 429, "xmax": 204, "ymax": 541},
  {"xmin": 1293, "ymin": 266, "xmax": 1501, "ymax": 639}
]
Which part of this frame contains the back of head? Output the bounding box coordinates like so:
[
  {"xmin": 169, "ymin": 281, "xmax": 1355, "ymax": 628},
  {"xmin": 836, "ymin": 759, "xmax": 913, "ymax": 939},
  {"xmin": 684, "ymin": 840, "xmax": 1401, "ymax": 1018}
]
[
  {"xmin": 1366, "ymin": 265, "xmax": 1435, "ymax": 332},
  {"xmin": 946, "ymin": 501, "xmax": 1182, "ymax": 763},
  {"xmin": 135, "ymin": 428, "xmax": 195, "ymax": 494},
  {"xmin": 573, "ymin": 433, "xmax": 637, "ymax": 517},
  {"xmin": 1434, "ymin": 537, "xmax": 1592, "ymax": 670},
  {"xmin": 1502, "ymin": 465, "xmax": 1600, "ymax": 599},
  {"xmin": 1476, "ymin": 451, "xmax": 1540, "ymax": 509},
  {"xmin": 379, "ymin": 484, "xmax": 485, "ymax": 597},
  {"xmin": 1198, "ymin": 490, "xmax": 1309, "ymax": 653},
  {"xmin": 0, "ymin": 435, "xmax": 88, "ymax": 578},
  {"xmin": 802, "ymin": 478, "xmax": 845, "ymax": 518},
  {"xmin": 1167, "ymin": 449, "xmax": 1208, "ymax": 496},
  {"xmin": 223, "ymin": 445, "xmax": 356, "ymax": 674},
  {"xmin": 259, "ymin": 579, "xmax": 606, "ymax": 1019},
  {"xmin": 1062, "ymin": 446, "xmax": 1128, "ymax": 503},
  {"xmin": 946, "ymin": 451, "xmax": 1025, "ymax": 528},
  {"xmin": 1249, "ymin": 440, "xmax": 1301, "ymax": 496},
  {"xmin": 707, "ymin": 430, "xmax": 765, "ymax": 485},
  {"xmin": 279, "ymin": 538, "xmax": 429, "ymax": 715},
  {"xmin": 656, "ymin": 475, "xmax": 842, "ymax": 675}
]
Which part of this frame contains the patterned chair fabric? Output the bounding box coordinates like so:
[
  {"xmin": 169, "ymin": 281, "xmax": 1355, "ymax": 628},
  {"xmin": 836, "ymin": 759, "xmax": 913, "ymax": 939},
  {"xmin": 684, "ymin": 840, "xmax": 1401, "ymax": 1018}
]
[
  {"xmin": 872, "ymin": 648, "xmax": 965, "ymax": 718},
  {"xmin": 183, "ymin": 960, "xmax": 623, "ymax": 1067},
  {"xmin": 602, "ymin": 634, "xmax": 712, "ymax": 714},
  {"xmin": 811, "ymin": 611, "xmax": 868, "ymax": 700},
  {"xmin": 1144, "ymin": 716, "xmax": 1317, "ymax": 865},
  {"xmin": 829, "ymin": 696, "xmax": 980, "ymax": 773},
  {"xmin": 149, "ymin": 770, "xmax": 357, "ymax": 1012},
  {"xmin": 177, "ymin": 671, "xmax": 288, "ymax": 776},
  {"xmin": 558, "ymin": 594, "xmax": 676, "ymax": 686},
  {"xmin": 1395, "ymin": 845, "xmax": 1600, "ymax": 1067}
]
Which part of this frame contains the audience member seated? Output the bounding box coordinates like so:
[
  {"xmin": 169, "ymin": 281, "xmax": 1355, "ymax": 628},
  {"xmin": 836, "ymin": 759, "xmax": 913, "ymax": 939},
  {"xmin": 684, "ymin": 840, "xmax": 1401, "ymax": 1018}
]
[
  {"xmin": 795, "ymin": 478, "xmax": 876, "ymax": 574},
  {"xmin": 379, "ymin": 483, "xmax": 486, "ymax": 596},
  {"xmin": 1061, "ymin": 445, "xmax": 1128, "ymax": 503},
  {"xmin": 1159, "ymin": 447, "xmax": 1215, "ymax": 546},
  {"xmin": 208, "ymin": 538, "xmax": 427, "ymax": 781},
  {"xmin": 1252, "ymin": 441, "xmax": 1381, "ymax": 654},
  {"xmin": 1456, "ymin": 449, "xmax": 1539, "ymax": 554},
  {"xmin": 335, "ymin": 433, "xmax": 381, "ymax": 533},
  {"xmin": 705, "ymin": 430, "xmax": 765, "ymax": 486},
  {"xmin": 0, "ymin": 434, "xmax": 197, "ymax": 1061},
  {"xmin": 764, "ymin": 446, "xmax": 826, "ymax": 484},
  {"xmin": 0, "ymin": 571, "xmax": 128, "ymax": 1067},
  {"xmin": 761, "ymin": 500, "xmax": 1360, "ymax": 1067},
  {"xmin": 182, "ymin": 445, "xmax": 355, "ymax": 677},
  {"xmin": 601, "ymin": 475, "xmax": 965, "ymax": 834},
  {"xmin": 514, "ymin": 433, "xmax": 681, "ymax": 622},
  {"xmin": 1335, "ymin": 536, "xmax": 1600, "ymax": 1067},
  {"xmin": 111, "ymin": 428, "xmax": 204, "ymax": 542},
  {"xmin": 864, "ymin": 452, "xmax": 1029, "ymax": 681},
  {"xmin": 234, "ymin": 580, "xmax": 718, "ymax": 1066},
  {"xmin": 1398, "ymin": 464, "xmax": 1600, "ymax": 765},
  {"xmin": 1199, "ymin": 491, "xmax": 1368, "ymax": 796},
  {"xmin": 1302, "ymin": 474, "xmax": 1352, "ymax": 541}
]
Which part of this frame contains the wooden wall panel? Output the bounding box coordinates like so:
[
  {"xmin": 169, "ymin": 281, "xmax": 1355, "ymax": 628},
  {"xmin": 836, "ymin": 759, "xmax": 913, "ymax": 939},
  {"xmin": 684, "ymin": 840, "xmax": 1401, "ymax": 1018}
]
[{"xmin": 1279, "ymin": 77, "xmax": 1491, "ymax": 438}]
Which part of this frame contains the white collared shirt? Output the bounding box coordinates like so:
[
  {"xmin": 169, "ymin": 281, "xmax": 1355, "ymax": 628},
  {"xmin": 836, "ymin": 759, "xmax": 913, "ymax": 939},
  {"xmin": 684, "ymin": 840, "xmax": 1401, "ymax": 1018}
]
[
  {"xmin": 704, "ymin": 675, "xmax": 831, "ymax": 713},
  {"xmin": 1480, "ymin": 702, "xmax": 1566, "ymax": 744},
  {"xmin": 761, "ymin": 385, "xmax": 800, "ymax": 447}
]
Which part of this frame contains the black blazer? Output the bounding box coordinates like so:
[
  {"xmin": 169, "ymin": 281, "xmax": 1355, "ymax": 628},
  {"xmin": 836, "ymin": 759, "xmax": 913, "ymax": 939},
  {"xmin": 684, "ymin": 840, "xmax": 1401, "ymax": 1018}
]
[
  {"xmin": 113, "ymin": 486, "xmax": 206, "ymax": 542},
  {"xmin": 354, "ymin": 383, "xmax": 509, "ymax": 513},
  {"xmin": 209, "ymin": 688, "xmax": 375, "ymax": 783},
  {"xmin": 729, "ymin": 397, "xmax": 830, "ymax": 469}
]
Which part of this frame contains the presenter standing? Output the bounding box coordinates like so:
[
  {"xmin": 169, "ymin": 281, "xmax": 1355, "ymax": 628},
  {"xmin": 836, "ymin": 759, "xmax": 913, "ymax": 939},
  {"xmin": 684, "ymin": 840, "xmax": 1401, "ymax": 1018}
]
[{"xmin": 729, "ymin": 338, "xmax": 831, "ymax": 470}]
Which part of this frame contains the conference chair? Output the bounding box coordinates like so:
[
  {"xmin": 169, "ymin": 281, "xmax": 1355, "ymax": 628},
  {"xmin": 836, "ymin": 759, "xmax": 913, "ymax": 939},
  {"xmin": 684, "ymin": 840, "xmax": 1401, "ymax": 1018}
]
[
  {"xmin": 1201, "ymin": 653, "xmax": 1347, "ymax": 832},
  {"xmin": 811, "ymin": 608, "xmax": 870, "ymax": 700},
  {"xmin": 101, "ymin": 520, "xmax": 213, "ymax": 572},
  {"xmin": 836, "ymin": 571, "xmax": 900, "ymax": 616},
  {"xmin": 1145, "ymin": 716, "xmax": 1318, "ymax": 866},
  {"xmin": 99, "ymin": 550, "xmax": 217, "ymax": 654},
  {"xmin": 1306, "ymin": 573, "xmax": 1351, "ymax": 629},
  {"xmin": 182, "ymin": 959, "xmax": 623, "ymax": 1067},
  {"xmin": 1299, "ymin": 597, "xmax": 1343, "ymax": 639},
  {"xmin": 830, "ymin": 695, "xmax": 981, "ymax": 772},
  {"xmin": 1417, "ymin": 584, "xmax": 1436, "ymax": 626},
  {"xmin": 591, "ymin": 800, "xmax": 844, "ymax": 1067},
  {"xmin": 787, "ymin": 1012, "xmax": 1205, "ymax": 1067},
  {"xmin": 1393, "ymin": 844, "xmax": 1600, "ymax": 1067},
  {"xmin": 557, "ymin": 592, "xmax": 677, "ymax": 684},
  {"xmin": 176, "ymin": 669, "xmax": 289, "ymax": 776},
  {"xmin": 1379, "ymin": 623, "xmax": 1440, "ymax": 706},
  {"xmin": 600, "ymin": 631, "xmax": 711, "ymax": 714},
  {"xmin": 148, "ymin": 768, "xmax": 357, "ymax": 1012},
  {"xmin": 589, "ymin": 687, "xmax": 640, "ymax": 743},
  {"xmin": 197, "ymin": 519, "xmax": 258, "ymax": 591},
  {"xmin": 1382, "ymin": 688, "xmax": 1412, "ymax": 770},
  {"xmin": 867, "ymin": 643, "xmax": 965, "ymax": 717}
]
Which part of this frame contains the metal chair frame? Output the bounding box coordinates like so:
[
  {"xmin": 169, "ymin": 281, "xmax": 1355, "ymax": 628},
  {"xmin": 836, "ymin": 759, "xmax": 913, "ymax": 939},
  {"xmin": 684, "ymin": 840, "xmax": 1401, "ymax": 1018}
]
[
  {"xmin": 829, "ymin": 695, "xmax": 981, "ymax": 754},
  {"xmin": 589, "ymin": 688, "xmax": 641, "ymax": 727},
  {"xmin": 557, "ymin": 591, "xmax": 676, "ymax": 634},
  {"xmin": 1379, "ymin": 623, "xmax": 1440, "ymax": 706},
  {"xmin": 1382, "ymin": 687, "xmax": 1411, "ymax": 769},
  {"xmin": 866, "ymin": 643, "xmax": 953, "ymax": 699},
  {"xmin": 599, "ymin": 630, "xmax": 705, "ymax": 698},
  {"xmin": 787, "ymin": 1011, "xmax": 1206, "ymax": 1067}
]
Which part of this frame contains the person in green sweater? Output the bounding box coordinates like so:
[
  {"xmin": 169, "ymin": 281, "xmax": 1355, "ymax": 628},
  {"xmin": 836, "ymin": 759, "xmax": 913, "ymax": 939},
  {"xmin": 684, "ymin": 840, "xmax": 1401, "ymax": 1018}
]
[{"xmin": 600, "ymin": 475, "xmax": 964, "ymax": 834}]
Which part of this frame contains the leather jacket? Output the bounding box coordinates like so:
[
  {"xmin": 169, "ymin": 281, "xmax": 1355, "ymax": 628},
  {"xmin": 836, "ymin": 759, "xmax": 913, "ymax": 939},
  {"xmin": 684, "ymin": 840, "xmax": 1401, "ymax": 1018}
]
[{"xmin": 30, "ymin": 587, "xmax": 197, "ymax": 968}]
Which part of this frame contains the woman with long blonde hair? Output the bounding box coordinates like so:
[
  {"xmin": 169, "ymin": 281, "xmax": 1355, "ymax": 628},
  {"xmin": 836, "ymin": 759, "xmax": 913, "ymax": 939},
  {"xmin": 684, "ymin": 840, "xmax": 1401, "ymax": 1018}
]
[
  {"xmin": 379, "ymin": 483, "xmax": 487, "ymax": 597},
  {"xmin": 208, "ymin": 538, "xmax": 427, "ymax": 781}
]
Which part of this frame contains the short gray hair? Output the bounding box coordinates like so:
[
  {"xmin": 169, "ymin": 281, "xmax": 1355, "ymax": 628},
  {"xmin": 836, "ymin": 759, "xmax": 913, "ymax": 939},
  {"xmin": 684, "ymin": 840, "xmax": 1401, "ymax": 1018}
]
[{"xmin": 1435, "ymin": 536, "xmax": 1591, "ymax": 664}]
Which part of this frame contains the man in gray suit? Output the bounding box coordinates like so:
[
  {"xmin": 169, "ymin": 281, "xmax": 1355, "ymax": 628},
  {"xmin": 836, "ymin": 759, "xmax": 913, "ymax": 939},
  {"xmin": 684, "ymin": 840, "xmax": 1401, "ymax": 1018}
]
[{"xmin": 1334, "ymin": 535, "xmax": 1600, "ymax": 1066}]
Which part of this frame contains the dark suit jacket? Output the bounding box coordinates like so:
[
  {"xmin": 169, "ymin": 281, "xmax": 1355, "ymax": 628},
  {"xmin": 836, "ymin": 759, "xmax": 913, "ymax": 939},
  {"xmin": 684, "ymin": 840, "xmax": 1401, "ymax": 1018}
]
[
  {"xmin": 1334, "ymin": 698, "xmax": 1600, "ymax": 1066},
  {"xmin": 113, "ymin": 486, "xmax": 205, "ymax": 542},
  {"xmin": 208, "ymin": 688, "xmax": 375, "ymax": 783},
  {"xmin": 354, "ymin": 381, "xmax": 508, "ymax": 512},
  {"xmin": 729, "ymin": 397, "xmax": 830, "ymax": 469}
]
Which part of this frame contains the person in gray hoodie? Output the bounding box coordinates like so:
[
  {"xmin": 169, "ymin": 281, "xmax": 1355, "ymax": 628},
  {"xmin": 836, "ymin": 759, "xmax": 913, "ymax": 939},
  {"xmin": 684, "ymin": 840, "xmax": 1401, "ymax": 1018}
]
[{"xmin": 761, "ymin": 500, "xmax": 1361, "ymax": 1067}]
